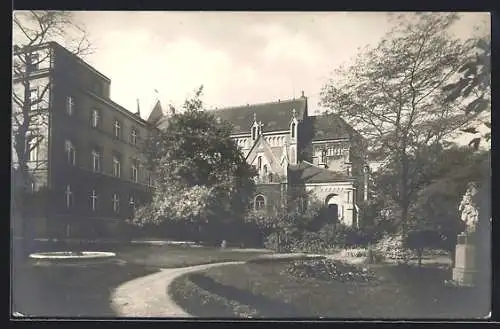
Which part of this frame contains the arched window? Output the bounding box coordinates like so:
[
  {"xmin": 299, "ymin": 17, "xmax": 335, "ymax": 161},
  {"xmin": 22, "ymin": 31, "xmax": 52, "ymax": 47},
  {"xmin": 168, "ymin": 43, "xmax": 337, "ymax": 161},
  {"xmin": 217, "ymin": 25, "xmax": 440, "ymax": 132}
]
[
  {"xmin": 291, "ymin": 122, "xmax": 296, "ymax": 138},
  {"xmin": 257, "ymin": 156, "xmax": 262, "ymax": 170},
  {"xmin": 252, "ymin": 126, "xmax": 257, "ymax": 140},
  {"xmin": 255, "ymin": 195, "xmax": 265, "ymax": 210},
  {"xmin": 263, "ymin": 164, "xmax": 267, "ymax": 174}
]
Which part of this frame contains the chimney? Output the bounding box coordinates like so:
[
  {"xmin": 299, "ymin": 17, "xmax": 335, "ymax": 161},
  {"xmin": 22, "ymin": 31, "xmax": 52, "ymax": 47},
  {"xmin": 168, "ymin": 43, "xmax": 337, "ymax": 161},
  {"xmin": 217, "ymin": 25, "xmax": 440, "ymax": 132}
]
[{"xmin": 135, "ymin": 98, "xmax": 141, "ymax": 116}]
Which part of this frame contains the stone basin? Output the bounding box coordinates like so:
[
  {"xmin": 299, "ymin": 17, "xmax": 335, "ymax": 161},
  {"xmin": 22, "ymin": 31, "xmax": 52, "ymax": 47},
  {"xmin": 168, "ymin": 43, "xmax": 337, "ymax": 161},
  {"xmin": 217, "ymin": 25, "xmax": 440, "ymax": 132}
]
[{"xmin": 29, "ymin": 251, "xmax": 116, "ymax": 266}]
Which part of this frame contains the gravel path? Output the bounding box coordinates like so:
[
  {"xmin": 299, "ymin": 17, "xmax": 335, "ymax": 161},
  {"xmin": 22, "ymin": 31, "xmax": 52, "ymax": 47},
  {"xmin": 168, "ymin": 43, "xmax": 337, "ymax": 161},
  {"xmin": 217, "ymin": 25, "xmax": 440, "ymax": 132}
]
[{"xmin": 110, "ymin": 261, "xmax": 244, "ymax": 317}]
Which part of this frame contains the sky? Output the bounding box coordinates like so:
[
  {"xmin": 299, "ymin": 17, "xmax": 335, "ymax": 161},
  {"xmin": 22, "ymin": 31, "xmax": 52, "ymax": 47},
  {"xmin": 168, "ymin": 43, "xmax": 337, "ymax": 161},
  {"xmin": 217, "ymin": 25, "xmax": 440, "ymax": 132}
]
[{"xmin": 69, "ymin": 11, "xmax": 490, "ymax": 120}]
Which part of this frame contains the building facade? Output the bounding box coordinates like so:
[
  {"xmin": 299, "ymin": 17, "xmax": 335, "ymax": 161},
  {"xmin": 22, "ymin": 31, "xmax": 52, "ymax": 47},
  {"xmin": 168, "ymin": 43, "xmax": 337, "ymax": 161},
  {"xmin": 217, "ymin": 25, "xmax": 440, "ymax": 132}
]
[
  {"xmin": 12, "ymin": 42, "xmax": 154, "ymax": 239},
  {"xmin": 212, "ymin": 95, "xmax": 369, "ymax": 227}
]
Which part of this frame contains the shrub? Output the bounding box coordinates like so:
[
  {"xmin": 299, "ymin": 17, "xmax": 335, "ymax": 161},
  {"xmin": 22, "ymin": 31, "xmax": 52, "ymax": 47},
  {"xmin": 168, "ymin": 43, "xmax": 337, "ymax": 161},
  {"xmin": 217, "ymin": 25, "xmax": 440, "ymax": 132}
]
[{"xmin": 374, "ymin": 235, "xmax": 418, "ymax": 260}]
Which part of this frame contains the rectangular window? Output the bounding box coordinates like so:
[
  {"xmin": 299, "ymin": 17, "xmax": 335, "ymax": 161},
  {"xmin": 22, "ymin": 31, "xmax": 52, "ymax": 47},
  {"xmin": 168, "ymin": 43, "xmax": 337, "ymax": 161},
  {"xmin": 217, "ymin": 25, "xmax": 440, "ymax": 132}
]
[
  {"xmin": 66, "ymin": 96, "xmax": 75, "ymax": 116},
  {"xmin": 113, "ymin": 120, "xmax": 121, "ymax": 140},
  {"xmin": 131, "ymin": 128, "xmax": 137, "ymax": 145},
  {"xmin": 28, "ymin": 53, "xmax": 39, "ymax": 72},
  {"xmin": 91, "ymin": 109, "xmax": 100, "ymax": 128},
  {"xmin": 65, "ymin": 140, "xmax": 76, "ymax": 166},
  {"xmin": 30, "ymin": 88, "xmax": 38, "ymax": 110},
  {"xmin": 28, "ymin": 138, "xmax": 39, "ymax": 162},
  {"xmin": 131, "ymin": 159, "xmax": 138, "ymax": 183},
  {"xmin": 113, "ymin": 155, "xmax": 121, "ymax": 178},
  {"xmin": 112, "ymin": 193, "xmax": 120, "ymax": 214},
  {"xmin": 90, "ymin": 189, "xmax": 98, "ymax": 212},
  {"xmin": 65, "ymin": 184, "xmax": 73, "ymax": 209},
  {"xmin": 91, "ymin": 149, "xmax": 101, "ymax": 172}
]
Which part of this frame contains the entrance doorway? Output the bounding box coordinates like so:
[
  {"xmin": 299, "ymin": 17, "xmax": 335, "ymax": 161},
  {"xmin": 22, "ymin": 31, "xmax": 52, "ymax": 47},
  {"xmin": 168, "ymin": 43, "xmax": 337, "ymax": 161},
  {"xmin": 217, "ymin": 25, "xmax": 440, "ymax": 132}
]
[{"xmin": 327, "ymin": 203, "xmax": 339, "ymax": 222}]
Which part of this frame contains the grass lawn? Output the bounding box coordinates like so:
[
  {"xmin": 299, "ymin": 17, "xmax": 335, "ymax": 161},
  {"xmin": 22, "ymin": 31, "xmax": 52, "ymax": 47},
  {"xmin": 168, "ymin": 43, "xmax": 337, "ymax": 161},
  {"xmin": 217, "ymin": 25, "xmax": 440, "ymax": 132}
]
[
  {"xmin": 170, "ymin": 260, "xmax": 490, "ymax": 319},
  {"xmin": 12, "ymin": 243, "xmax": 270, "ymax": 317}
]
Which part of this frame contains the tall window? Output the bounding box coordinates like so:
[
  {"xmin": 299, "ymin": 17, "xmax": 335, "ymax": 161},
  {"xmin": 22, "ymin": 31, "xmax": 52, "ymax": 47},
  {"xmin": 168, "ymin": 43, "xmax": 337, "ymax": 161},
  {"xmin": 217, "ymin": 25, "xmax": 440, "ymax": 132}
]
[
  {"xmin": 91, "ymin": 149, "xmax": 101, "ymax": 172},
  {"xmin": 131, "ymin": 159, "xmax": 138, "ymax": 183},
  {"xmin": 131, "ymin": 128, "xmax": 138, "ymax": 145},
  {"xmin": 66, "ymin": 96, "xmax": 75, "ymax": 116},
  {"xmin": 263, "ymin": 164, "xmax": 268, "ymax": 175},
  {"xmin": 291, "ymin": 122, "xmax": 296, "ymax": 138},
  {"xmin": 28, "ymin": 138, "xmax": 39, "ymax": 162},
  {"xmin": 321, "ymin": 149, "xmax": 327, "ymax": 164},
  {"xmin": 91, "ymin": 109, "xmax": 100, "ymax": 128},
  {"xmin": 255, "ymin": 195, "xmax": 265, "ymax": 210},
  {"xmin": 112, "ymin": 193, "xmax": 120, "ymax": 214},
  {"xmin": 65, "ymin": 140, "xmax": 76, "ymax": 166},
  {"xmin": 112, "ymin": 155, "xmax": 121, "ymax": 178},
  {"xmin": 30, "ymin": 88, "xmax": 38, "ymax": 110},
  {"xmin": 257, "ymin": 156, "xmax": 262, "ymax": 170},
  {"xmin": 27, "ymin": 53, "xmax": 39, "ymax": 72},
  {"xmin": 113, "ymin": 120, "xmax": 121, "ymax": 139},
  {"xmin": 90, "ymin": 189, "xmax": 98, "ymax": 212},
  {"xmin": 252, "ymin": 126, "xmax": 257, "ymax": 141},
  {"xmin": 65, "ymin": 184, "xmax": 73, "ymax": 209}
]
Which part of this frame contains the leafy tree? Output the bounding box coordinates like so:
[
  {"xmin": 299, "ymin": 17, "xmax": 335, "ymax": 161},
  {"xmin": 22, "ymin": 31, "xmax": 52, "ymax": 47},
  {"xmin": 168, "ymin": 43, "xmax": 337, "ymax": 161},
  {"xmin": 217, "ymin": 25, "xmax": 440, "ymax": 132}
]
[
  {"xmin": 129, "ymin": 87, "xmax": 257, "ymax": 243},
  {"xmin": 12, "ymin": 11, "xmax": 93, "ymax": 260},
  {"xmin": 320, "ymin": 13, "xmax": 474, "ymax": 237}
]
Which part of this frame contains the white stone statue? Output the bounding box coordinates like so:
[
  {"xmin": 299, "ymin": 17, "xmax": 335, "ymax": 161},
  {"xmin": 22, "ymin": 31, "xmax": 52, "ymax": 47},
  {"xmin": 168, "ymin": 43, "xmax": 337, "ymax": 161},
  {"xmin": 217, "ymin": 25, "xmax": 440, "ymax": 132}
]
[{"xmin": 458, "ymin": 182, "xmax": 480, "ymax": 234}]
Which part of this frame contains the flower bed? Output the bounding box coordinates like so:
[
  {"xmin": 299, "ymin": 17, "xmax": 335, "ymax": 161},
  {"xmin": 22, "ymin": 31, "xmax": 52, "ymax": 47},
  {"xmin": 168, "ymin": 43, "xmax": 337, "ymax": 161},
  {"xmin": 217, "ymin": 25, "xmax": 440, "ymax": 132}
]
[{"xmin": 284, "ymin": 259, "xmax": 378, "ymax": 283}]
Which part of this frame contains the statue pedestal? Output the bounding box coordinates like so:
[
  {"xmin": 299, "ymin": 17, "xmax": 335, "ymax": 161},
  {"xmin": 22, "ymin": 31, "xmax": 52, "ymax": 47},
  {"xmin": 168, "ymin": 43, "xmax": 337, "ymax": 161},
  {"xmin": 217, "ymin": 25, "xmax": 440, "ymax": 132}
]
[{"xmin": 452, "ymin": 233, "xmax": 477, "ymax": 287}]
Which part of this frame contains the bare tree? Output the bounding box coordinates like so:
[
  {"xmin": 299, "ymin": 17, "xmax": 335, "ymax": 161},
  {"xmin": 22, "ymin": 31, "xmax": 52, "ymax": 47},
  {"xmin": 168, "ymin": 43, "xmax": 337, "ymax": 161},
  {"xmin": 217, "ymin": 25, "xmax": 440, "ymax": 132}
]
[
  {"xmin": 11, "ymin": 11, "xmax": 93, "ymax": 260},
  {"xmin": 320, "ymin": 13, "xmax": 474, "ymax": 237}
]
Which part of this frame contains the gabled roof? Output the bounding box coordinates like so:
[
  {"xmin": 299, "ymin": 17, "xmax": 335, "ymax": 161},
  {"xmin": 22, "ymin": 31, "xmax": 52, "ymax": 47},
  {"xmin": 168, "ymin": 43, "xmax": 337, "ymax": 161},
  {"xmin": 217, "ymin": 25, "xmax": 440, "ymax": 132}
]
[
  {"xmin": 246, "ymin": 134, "xmax": 281, "ymax": 173},
  {"xmin": 147, "ymin": 100, "xmax": 164, "ymax": 124},
  {"xmin": 213, "ymin": 97, "xmax": 307, "ymax": 135},
  {"xmin": 310, "ymin": 113, "xmax": 360, "ymax": 141},
  {"xmin": 288, "ymin": 161, "xmax": 352, "ymax": 184}
]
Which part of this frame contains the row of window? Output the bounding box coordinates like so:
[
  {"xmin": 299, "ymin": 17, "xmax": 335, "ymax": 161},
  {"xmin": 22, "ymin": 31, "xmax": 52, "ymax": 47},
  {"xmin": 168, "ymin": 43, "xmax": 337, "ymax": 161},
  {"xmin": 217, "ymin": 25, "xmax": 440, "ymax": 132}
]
[
  {"xmin": 65, "ymin": 96, "xmax": 141, "ymax": 145},
  {"xmin": 64, "ymin": 184, "xmax": 138, "ymax": 214},
  {"xmin": 64, "ymin": 139, "xmax": 151, "ymax": 184},
  {"xmin": 250, "ymin": 122, "xmax": 297, "ymax": 142}
]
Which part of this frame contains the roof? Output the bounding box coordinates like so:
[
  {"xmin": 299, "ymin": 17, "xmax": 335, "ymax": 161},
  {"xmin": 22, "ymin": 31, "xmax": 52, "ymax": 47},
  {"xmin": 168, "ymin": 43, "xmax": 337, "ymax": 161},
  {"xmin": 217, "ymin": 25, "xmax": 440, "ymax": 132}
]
[
  {"xmin": 147, "ymin": 100, "xmax": 164, "ymax": 124},
  {"xmin": 310, "ymin": 113, "xmax": 360, "ymax": 141},
  {"xmin": 289, "ymin": 161, "xmax": 352, "ymax": 184},
  {"xmin": 213, "ymin": 97, "xmax": 307, "ymax": 135}
]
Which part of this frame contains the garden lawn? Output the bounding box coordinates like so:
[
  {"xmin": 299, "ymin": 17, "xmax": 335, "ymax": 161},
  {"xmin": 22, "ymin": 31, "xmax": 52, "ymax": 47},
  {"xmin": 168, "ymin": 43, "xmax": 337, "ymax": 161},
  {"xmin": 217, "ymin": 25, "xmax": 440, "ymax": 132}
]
[
  {"xmin": 12, "ymin": 243, "xmax": 270, "ymax": 317},
  {"xmin": 170, "ymin": 260, "xmax": 490, "ymax": 319}
]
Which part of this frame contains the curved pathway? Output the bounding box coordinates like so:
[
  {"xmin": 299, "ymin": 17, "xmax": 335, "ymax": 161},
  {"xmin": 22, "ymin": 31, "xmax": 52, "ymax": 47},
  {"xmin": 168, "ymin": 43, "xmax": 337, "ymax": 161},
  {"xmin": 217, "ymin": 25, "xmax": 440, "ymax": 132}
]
[{"xmin": 111, "ymin": 261, "xmax": 245, "ymax": 317}]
